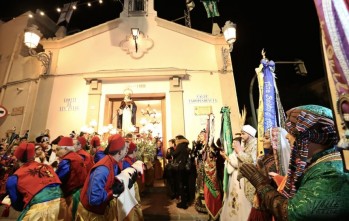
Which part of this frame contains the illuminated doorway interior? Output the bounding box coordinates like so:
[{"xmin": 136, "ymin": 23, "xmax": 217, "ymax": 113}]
[{"xmin": 104, "ymin": 93, "xmax": 166, "ymax": 140}]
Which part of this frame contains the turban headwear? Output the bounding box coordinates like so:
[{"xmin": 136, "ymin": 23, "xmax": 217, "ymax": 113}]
[{"xmin": 282, "ymin": 104, "xmax": 338, "ymax": 198}]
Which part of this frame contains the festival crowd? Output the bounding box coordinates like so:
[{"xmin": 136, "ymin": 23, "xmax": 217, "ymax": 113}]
[{"xmin": 1, "ymin": 105, "xmax": 349, "ymax": 221}]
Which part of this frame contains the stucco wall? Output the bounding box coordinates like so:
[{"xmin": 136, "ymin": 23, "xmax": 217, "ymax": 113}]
[
  {"xmin": 45, "ymin": 76, "xmax": 89, "ymax": 139},
  {"xmin": 49, "ymin": 18, "xmax": 219, "ymax": 75},
  {"xmin": 0, "ymin": 8, "xmax": 240, "ymax": 145}
]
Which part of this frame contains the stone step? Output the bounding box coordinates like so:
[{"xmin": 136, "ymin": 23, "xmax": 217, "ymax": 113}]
[
  {"xmin": 141, "ymin": 186, "xmax": 209, "ymax": 221},
  {"xmin": 143, "ymin": 185, "xmax": 167, "ymax": 193}
]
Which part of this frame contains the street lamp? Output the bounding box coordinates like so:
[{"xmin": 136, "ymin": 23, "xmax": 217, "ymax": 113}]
[
  {"xmin": 249, "ymin": 60, "xmax": 307, "ymax": 128},
  {"xmin": 221, "ymin": 21, "xmax": 237, "ymax": 72},
  {"xmin": 24, "ymin": 25, "xmax": 52, "ymax": 75},
  {"xmin": 222, "ymin": 21, "xmax": 237, "ymax": 52}
]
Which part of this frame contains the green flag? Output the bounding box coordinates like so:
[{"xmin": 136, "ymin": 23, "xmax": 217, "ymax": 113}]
[
  {"xmin": 202, "ymin": 0, "xmax": 220, "ymax": 18},
  {"xmin": 220, "ymin": 106, "xmax": 233, "ymax": 193}
]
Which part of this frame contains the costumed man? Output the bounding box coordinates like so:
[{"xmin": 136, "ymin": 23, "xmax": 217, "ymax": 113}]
[
  {"xmin": 76, "ymin": 137, "xmax": 95, "ymax": 172},
  {"xmin": 0, "ymin": 145, "xmax": 17, "ymax": 202},
  {"xmin": 247, "ymin": 127, "xmax": 291, "ymax": 221},
  {"xmin": 93, "ymin": 133, "xmax": 110, "ymax": 164},
  {"xmin": 203, "ymin": 140, "xmax": 224, "ymax": 220},
  {"xmin": 236, "ymin": 125, "xmax": 257, "ymax": 205},
  {"xmin": 119, "ymin": 142, "xmax": 144, "ymax": 221},
  {"xmin": 240, "ymin": 105, "xmax": 349, "ymax": 221},
  {"xmin": 48, "ymin": 136, "xmax": 61, "ymax": 170},
  {"xmin": 78, "ymin": 131, "xmax": 91, "ymax": 151},
  {"xmin": 34, "ymin": 145, "xmax": 49, "ymax": 165},
  {"xmin": 220, "ymin": 133, "xmax": 252, "ymax": 221},
  {"xmin": 121, "ymin": 142, "xmax": 137, "ymax": 169},
  {"xmin": 193, "ymin": 129, "xmax": 208, "ymax": 213},
  {"xmin": 90, "ymin": 133, "xmax": 101, "ymax": 156},
  {"xmin": 56, "ymin": 137, "xmax": 88, "ymax": 220},
  {"xmin": 36, "ymin": 135, "xmax": 52, "ymax": 163},
  {"xmin": 6, "ymin": 142, "xmax": 67, "ymax": 220},
  {"xmin": 117, "ymin": 95, "xmax": 137, "ymax": 135},
  {"xmin": 75, "ymin": 134, "xmax": 129, "ymax": 221}
]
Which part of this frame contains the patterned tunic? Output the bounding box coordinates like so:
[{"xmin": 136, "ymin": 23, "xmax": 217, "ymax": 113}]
[
  {"xmin": 220, "ymin": 151, "xmax": 251, "ymax": 221},
  {"xmin": 237, "ymin": 137, "xmax": 257, "ymax": 203},
  {"xmin": 258, "ymin": 149, "xmax": 349, "ymax": 221},
  {"xmin": 287, "ymin": 151, "xmax": 349, "ymax": 221}
]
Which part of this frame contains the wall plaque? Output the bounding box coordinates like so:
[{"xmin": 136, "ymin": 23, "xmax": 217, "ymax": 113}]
[
  {"xmin": 194, "ymin": 106, "xmax": 212, "ymax": 115},
  {"xmin": 11, "ymin": 106, "xmax": 24, "ymax": 116},
  {"xmin": 189, "ymin": 94, "xmax": 217, "ymax": 104},
  {"xmin": 59, "ymin": 97, "xmax": 79, "ymax": 111}
]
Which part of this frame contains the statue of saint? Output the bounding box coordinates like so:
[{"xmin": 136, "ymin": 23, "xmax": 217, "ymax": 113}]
[{"xmin": 117, "ymin": 90, "xmax": 137, "ymax": 134}]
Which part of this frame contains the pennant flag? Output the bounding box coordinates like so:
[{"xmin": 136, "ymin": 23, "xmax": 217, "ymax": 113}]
[
  {"xmin": 256, "ymin": 50, "xmax": 286, "ymax": 156},
  {"xmin": 263, "ymin": 60, "xmax": 277, "ymax": 131},
  {"xmin": 186, "ymin": 0, "xmax": 195, "ymax": 11},
  {"xmin": 220, "ymin": 106, "xmax": 233, "ymax": 193},
  {"xmin": 203, "ymin": 113, "xmax": 223, "ymax": 220},
  {"xmin": 202, "ymin": 0, "xmax": 220, "ymax": 18},
  {"xmin": 256, "ymin": 65, "xmax": 265, "ymax": 157},
  {"xmin": 57, "ymin": 1, "xmax": 78, "ymax": 25}
]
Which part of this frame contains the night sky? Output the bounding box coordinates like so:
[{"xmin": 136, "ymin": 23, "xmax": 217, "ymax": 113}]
[{"xmin": 0, "ymin": 0, "xmax": 328, "ymax": 121}]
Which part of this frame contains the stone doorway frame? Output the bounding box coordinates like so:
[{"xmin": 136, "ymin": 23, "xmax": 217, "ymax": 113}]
[{"xmin": 104, "ymin": 93, "xmax": 167, "ymax": 143}]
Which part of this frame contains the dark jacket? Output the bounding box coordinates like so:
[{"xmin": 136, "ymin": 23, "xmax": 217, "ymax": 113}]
[
  {"xmin": 166, "ymin": 147, "xmax": 175, "ymax": 162},
  {"xmin": 172, "ymin": 138, "xmax": 189, "ymax": 170}
]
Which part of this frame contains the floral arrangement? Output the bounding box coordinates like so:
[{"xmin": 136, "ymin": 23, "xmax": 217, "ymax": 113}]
[{"xmin": 135, "ymin": 133, "xmax": 156, "ymax": 162}]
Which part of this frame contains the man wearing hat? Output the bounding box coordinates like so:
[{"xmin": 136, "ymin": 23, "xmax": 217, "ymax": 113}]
[
  {"xmin": 240, "ymin": 105, "xmax": 349, "ymax": 220},
  {"xmin": 93, "ymin": 133, "xmax": 110, "ymax": 164},
  {"xmin": 56, "ymin": 136, "xmax": 88, "ymax": 220},
  {"xmin": 238, "ymin": 125, "xmax": 257, "ymax": 164},
  {"xmin": 234, "ymin": 124, "xmax": 258, "ymax": 206},
  {"xmin": 120, "ymin": 142, "xmax": 137, "ymax": 170},
  {"xmin": 90, "ymin": 133, "xmax": 101, "ymax": 156},
  {"xmin": 120, "ymin": 134, "xmax": 136, "ymax": 170},
  {"xmin": 6, "ymin": 142, "xmax": 66, "ymax": 220},
  {"xmin": 76, "ymin": 134, "xmax": 131, "ymax": 220},
  {"xmin": 76, "ymin": 137, "xmax": 94, "ymax": 172}
]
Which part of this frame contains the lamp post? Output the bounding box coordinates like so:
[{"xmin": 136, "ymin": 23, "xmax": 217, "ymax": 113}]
[
  {"xmin": 249, "ymin": 60, "xmax": 307, "ymax": 128},
  {"xmin": 24, "ymin": 25, "xmax": 52, "ymax": 75},
  {"xmin": 221, "ymin": 21, "xmax": 237, "ymax": 72}
]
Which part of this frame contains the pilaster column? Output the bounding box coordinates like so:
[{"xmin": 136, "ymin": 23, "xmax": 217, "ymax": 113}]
[
  {"xmin": 86, "ymin": 79, "xmax": 102, "ymax": 129},
  {"xmin": 169, "ymin": 76, "xmax": 185, "ymax": 136}
]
